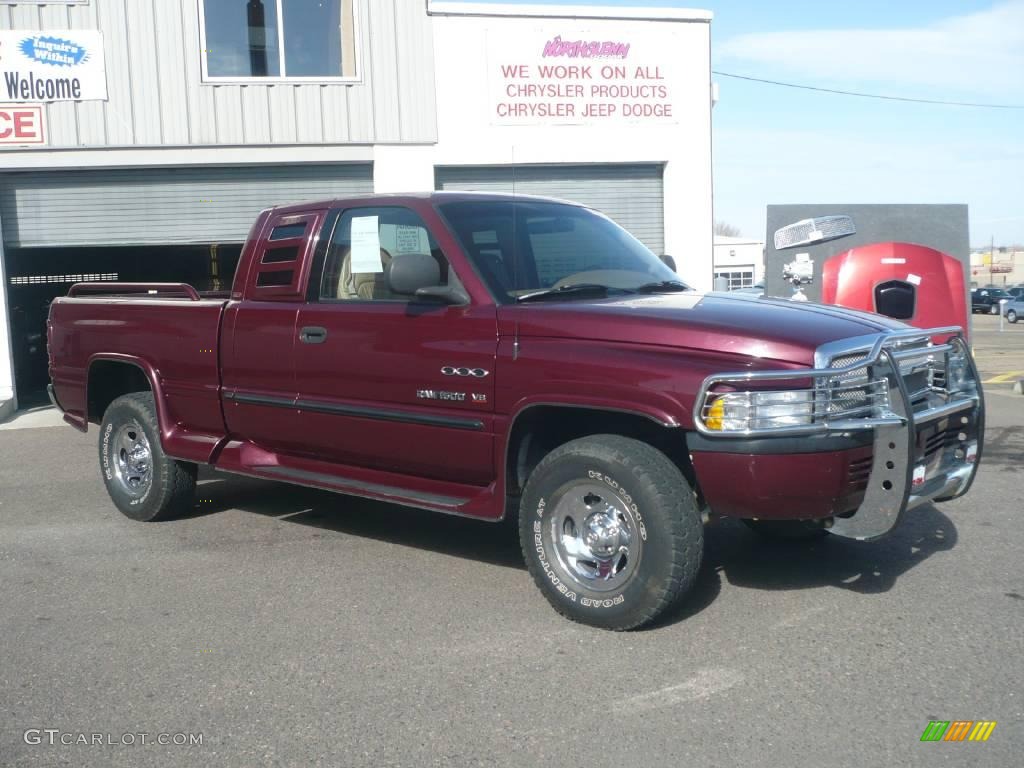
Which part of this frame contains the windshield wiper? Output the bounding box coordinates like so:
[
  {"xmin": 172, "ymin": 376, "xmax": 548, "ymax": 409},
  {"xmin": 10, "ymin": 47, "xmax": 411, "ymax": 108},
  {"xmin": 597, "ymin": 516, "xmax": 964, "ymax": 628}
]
[
  {"xmin": 516, "ymin": 283, "xmax": 635, "ymax": 303},
  {"xmin": 634, "ymin": 280, "xmax": 691, "ymax": 294}
]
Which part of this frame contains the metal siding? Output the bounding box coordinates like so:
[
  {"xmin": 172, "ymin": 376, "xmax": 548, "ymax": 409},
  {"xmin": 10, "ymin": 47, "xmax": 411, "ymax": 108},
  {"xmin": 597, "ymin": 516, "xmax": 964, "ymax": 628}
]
[
  {"xmin": 241, "ymin": 87, "xmax": 272, "ymax": 145},
  {"xmin": 369, "ymin": 0, "xmax": 401, "ymax": 141},
  {"xmin": 268, "ymin": 87, "xmax": 299, "ymax": 144},
  {"xmin": 152, "ymin": 0, "xmax": 189, "ymax": 145},
  {"xmin": 125, "ymin": 0, "xmax": 162, "ymax": 144},
  {"xmin": 346, "ymin": 0, "xmax": 378, "ymax": 143},
  {"xmin": 100, "ymin": 0, "xmax": 135, "ymax": 145},
  {"xmin": 436, "ymin": 165, "xmax": 666, "ymax": 253},
  {"xmin": 212, "ymin": 87, "xmax": 245, "ymax": 144},
  {"xmin": 0, "ymin": 0, "xmax": 436, "ymax": 147},
  {"xmin": 0, "ymin": 165, "xmax": 373, "ymax": 247},
  {"xmin": 66, "ymin": 1, "xmax": 106, "ymax": 145},
  {"xmin": 295, "ymin": 87, "xmax": 326, "ymax": 144}
]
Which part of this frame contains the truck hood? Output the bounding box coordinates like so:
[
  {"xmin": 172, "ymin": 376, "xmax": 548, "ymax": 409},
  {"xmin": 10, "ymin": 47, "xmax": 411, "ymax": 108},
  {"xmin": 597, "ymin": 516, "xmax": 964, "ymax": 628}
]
[{"xmin": 503, "ymin": 292, "xmax": 910, "ymax": 365}]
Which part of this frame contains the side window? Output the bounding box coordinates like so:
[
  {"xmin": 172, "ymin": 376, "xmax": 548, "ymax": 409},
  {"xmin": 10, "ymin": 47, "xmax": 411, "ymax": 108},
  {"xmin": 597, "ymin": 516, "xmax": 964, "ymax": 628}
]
[{"xmin": 319, "ymin": 207, "xmax": 449, "ymax": 301}]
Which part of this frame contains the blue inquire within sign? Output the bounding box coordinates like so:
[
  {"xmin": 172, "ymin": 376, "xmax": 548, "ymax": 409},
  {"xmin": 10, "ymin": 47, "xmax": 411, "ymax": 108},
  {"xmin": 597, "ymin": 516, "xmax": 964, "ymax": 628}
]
[{"xmin": 0, "ymin": 30, "xmax": 107, "ymax": 103}]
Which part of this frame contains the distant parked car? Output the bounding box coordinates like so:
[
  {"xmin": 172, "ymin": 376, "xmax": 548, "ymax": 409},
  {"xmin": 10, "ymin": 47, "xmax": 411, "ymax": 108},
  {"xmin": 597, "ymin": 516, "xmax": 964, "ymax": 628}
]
[
  {"xmin": 1006, "ymin": 286, "xmax": 1024, "ymax": 300},
  {"xmin": 1003, "ymin": 296, "xmax": 1024, "ymax": 324},
  {"xmin": 732, "ymin": 282, "xmax": 765, "ymax": 296},
  {"xmin": 971, "ymin": 288, "xmax": 1011, "ymax": 314}
]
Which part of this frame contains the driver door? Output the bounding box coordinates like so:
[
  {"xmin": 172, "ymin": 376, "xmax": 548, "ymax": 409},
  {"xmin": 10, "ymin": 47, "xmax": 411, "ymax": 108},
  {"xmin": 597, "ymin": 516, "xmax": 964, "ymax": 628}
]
[{"xmin": 293, "ymin": 205, "xmax": 498, "ymax": 485}]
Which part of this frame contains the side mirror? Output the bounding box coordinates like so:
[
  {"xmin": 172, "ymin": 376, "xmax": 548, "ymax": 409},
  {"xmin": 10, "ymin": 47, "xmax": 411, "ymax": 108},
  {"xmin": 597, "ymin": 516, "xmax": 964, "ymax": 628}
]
[
  {"xmin": 387, "ymin": 253, "xmax": 440, "ymax": 296},
  {"xmin": 415, "ymin": 285, "xmax": 470, "ymax": 305},
  {"xmin": 658, "ymin": 254, "xmax": 677, "ymax": 272}
]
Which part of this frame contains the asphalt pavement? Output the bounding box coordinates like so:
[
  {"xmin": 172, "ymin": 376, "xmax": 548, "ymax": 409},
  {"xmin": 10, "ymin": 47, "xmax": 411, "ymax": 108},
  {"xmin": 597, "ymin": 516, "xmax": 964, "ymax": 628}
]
[{"xmin": 1, "ymin": 336, "xmax": 1021, "ymax": 767}]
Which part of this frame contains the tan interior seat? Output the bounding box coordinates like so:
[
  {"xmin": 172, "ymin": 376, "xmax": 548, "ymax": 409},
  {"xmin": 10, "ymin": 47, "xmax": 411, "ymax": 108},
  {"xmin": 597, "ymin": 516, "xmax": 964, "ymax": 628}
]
[{"xmin": 336, "ymin": 247, "xmax": 394, "ymax": 300}]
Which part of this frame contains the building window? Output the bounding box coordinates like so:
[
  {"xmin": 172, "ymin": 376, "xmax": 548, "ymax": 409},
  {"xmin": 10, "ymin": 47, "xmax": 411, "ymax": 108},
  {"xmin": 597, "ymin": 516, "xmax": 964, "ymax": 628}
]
[
  {"xmin": 200, "ymin": 0, "xmax": 359, "ymax": 82},
  {"xmin": 714, "ymin": 267, "xmax": 755, "ymax": 290}
]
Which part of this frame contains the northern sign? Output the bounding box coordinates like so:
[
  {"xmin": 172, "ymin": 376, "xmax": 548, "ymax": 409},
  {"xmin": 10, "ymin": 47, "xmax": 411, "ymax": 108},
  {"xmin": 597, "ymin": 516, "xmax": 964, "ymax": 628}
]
[{"xmin": 488, "ymin": 28, "xmax": 682, "ymax": 125}]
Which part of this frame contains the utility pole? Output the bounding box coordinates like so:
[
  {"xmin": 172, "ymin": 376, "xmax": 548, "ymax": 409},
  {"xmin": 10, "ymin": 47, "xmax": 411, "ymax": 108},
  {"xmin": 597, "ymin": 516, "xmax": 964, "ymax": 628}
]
[{"xmin": 990, "ymin": 235, "xmax": 995, "ymax": 286}]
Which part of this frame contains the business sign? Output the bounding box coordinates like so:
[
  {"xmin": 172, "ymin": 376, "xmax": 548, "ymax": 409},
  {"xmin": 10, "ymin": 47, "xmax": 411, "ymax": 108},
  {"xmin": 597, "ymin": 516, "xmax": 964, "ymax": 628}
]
[
  {"xmin": 0, "ymin": 30, "xmax": 107, "ymax": 103},
  {"xmin": 0, "ymin": 105, "xmax": 46, "ymax": 146},
  {"xmin": 487, "ymin": 29, "xmax": 681, "ymax": 125}
]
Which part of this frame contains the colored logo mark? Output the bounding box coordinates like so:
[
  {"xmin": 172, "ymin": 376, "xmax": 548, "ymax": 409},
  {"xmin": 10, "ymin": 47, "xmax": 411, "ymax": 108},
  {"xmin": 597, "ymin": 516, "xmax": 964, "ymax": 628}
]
[
  {"xmin": 920, "ymin": 720, "xmax": 997, "ymax": 742},
  {"xmin": 19, "ymin": 36, "xmax": 90, "ymax": 67}
]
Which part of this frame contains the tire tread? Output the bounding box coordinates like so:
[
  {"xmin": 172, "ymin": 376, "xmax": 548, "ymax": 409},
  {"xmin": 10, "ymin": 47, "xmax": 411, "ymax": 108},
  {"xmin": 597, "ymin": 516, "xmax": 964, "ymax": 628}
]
[
  {"xmin": 101, "ymin": 392, "xmax": 196, "ymax": 522},
  {"xmin": 519, "ymin": 434, "xmax": 702, "ymax": 630}
]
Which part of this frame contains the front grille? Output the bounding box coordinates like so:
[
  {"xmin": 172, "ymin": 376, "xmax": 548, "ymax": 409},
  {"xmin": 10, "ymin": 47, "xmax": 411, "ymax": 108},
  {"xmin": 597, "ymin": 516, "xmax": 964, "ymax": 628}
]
[
  {"xmin": 821, "ymin": 353, "xmax": 884, "ymax": 419},
  {"xmin": 923, "ymin": 425, "xmax": 961, "ymax": 460},
  {"xmin": 825, "ymin": 336, "xmax": 953, "ymax": 422}
]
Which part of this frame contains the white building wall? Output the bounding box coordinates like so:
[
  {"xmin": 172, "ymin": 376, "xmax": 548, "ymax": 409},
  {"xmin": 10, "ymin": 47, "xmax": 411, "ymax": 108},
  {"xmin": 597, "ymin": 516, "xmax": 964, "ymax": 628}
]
[
  {"xmin": 425, "ymin": 3, "xmax": 715, "ymax": 290},
  {"xmin": 713, "ymin": 237, "xmax": 765, "ymax": 282},
  {"xmin": 0, "ymin": 0, "xmax": 437, "ymax": 148},
  {"xmin": 0, "ymin": 231, "xmax": 14, "ymax": 415}
]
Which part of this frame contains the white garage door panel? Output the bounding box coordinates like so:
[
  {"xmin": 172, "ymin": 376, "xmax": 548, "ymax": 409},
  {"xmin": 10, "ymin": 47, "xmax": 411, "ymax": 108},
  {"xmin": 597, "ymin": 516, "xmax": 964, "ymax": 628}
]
[
  {"xmin": 0, "ymin": 165, "xmax": 374, "ymax": 247},
  {"xmin": 435, "ymin": 164, "xmax": 665, "ymax": 253}
]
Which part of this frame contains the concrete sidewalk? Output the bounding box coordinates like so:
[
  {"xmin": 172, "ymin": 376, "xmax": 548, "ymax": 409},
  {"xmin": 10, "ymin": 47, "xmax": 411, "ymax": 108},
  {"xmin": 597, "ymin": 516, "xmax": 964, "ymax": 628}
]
[{"xmin": 0, "ymin": 404, "xmax": 64, "ymax": 431}]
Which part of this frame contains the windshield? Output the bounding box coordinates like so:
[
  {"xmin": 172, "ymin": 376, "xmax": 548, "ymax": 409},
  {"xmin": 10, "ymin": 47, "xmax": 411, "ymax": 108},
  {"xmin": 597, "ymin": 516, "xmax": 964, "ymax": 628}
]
[{"xmin": 438, "ymin": 200, "xmax": 686, "ymax": 303}]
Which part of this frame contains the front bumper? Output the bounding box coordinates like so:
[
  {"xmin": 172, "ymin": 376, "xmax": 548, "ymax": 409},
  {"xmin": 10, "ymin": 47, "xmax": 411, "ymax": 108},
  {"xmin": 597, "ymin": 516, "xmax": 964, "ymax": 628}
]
[{"xmin": 691, "ymin": 326, "xmax": 983, "ymax": 541}]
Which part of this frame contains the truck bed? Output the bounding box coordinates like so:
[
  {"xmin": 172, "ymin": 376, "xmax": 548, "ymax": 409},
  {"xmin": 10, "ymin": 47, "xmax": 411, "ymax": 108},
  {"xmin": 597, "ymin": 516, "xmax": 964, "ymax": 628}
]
[{"xmin": 48, "ymin": 286, "xmax": 229, "ymax": 464}]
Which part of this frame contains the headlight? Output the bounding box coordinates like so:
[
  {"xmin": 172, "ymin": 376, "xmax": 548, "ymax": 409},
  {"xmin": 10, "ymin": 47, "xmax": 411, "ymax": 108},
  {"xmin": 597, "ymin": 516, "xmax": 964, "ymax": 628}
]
[
  {"xmin": 701, "ymin": 389, "xmax": 815, "ymax": 432},
  {"xmin": 945, "ymin": 350, "xmax": 970, "ymax": 393}
]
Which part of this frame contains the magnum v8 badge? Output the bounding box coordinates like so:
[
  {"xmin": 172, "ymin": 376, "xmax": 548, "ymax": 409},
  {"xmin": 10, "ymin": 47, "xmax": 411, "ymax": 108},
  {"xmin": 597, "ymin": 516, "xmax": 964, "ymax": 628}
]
[{"xmin": 417, "ymin": 390, "xmax": 466, "ymax": 402}]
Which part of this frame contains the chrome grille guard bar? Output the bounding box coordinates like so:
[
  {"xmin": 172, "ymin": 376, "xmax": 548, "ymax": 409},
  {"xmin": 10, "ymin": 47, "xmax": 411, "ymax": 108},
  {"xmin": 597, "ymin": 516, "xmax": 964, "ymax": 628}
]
[
  {"xmin": 692, "ymin": 326, "xmax": 977, "ymax": 438},
  {"xmin": 692, "ymin": 326, "xmax": 984, "ymax": 541}
]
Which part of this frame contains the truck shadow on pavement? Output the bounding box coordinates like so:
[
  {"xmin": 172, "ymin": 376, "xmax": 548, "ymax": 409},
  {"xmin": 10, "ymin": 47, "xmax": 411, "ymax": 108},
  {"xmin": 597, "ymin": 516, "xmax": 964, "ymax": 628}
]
[
  {"xmin": 190, "ymin": 470, "xmax": 526, "ymax": 570},
  {"xmin": 190, "ymin": 469, "xmax": 959, "ymax": 628},
  {"xmin": 650, "ymin": 504, "xmax": 959, "ymax": 628},
  {"xmin": 709, "ymin": 505, "xmax": 957, "ymax": 594}
]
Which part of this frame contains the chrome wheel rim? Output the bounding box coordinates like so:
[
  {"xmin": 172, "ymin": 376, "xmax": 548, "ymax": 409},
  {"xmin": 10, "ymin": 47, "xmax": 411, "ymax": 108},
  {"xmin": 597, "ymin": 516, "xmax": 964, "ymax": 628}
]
[
  {"xmin": 546, "ymin": 481, "xmax": 641, "ymax": 592},
  {"xmin": 112, "ymin": 420, "xmax": 152, "ymax": 497}
]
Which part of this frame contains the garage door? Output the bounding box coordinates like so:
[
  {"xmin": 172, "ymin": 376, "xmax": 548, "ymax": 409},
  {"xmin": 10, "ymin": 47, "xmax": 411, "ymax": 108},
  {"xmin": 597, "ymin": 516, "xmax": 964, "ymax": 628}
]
[
  {"xmin": 435, "ymin": 164, "xmax": 665, "ymax": 253},
  {"xmin": 0, "ymin": 164, "xmax": 374, "ymax": 248}
]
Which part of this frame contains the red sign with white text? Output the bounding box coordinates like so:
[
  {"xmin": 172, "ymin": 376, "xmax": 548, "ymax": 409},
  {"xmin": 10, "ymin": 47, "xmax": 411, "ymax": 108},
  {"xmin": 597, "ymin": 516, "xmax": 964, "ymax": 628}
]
[{"xmin": 0, "ymin": 105, "xmax": 45, "ymax": 145}]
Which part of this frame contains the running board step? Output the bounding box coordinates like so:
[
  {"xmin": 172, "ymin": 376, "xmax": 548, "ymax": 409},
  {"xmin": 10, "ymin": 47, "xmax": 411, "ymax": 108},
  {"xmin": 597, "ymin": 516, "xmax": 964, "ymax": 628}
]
[{"xmin": 252, "ymin": 465, "xmax": 471, "ymax": 509}]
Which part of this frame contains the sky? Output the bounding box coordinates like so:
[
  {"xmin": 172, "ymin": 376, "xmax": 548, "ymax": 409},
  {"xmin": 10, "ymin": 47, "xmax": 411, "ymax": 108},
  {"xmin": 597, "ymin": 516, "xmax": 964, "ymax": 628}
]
[{"xmin": 442, "ymin": 0, "xmax": 1024, "ymax": 246}]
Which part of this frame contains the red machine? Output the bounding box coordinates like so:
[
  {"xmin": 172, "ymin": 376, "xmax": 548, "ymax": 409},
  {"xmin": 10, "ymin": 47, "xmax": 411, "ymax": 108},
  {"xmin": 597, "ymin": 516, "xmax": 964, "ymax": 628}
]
[{"xmin": 822, "ymin": 242, "xmax": 969, "ymax": 338}]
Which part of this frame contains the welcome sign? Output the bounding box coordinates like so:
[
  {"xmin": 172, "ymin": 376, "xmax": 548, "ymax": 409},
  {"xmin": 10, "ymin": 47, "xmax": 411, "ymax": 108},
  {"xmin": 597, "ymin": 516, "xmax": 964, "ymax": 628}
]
[{"xmin": 0, "ymin": 30, "xmax": 107, "ymax": 103}]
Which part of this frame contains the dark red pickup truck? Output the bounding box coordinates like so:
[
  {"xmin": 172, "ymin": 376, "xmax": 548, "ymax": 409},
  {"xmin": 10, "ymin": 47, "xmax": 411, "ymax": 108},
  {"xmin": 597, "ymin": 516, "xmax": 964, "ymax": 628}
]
[{"xmin": 48, "ymin": 192, "xmax": 984, "ymax": 629}]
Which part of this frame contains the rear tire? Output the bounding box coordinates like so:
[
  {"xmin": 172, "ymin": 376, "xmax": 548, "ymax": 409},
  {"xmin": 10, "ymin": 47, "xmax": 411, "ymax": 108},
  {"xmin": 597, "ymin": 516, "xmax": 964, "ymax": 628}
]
[
  {"xmin": 990, "ymin": 304, "xmax": 999, "ymax": 315},
  {"xmin": 99, "ymin": 393, "xmax": 196, "ymax": 522},
  {"xmin": 742, "ymin": 519, "xmax": 829, "ymax": 541},
  {"xmin": 519, "ymin": 435, "xmax": 703, "ymax": 630}
]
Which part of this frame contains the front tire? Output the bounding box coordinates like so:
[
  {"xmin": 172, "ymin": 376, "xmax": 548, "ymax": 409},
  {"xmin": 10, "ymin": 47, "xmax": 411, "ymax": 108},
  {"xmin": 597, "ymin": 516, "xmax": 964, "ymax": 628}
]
[
  {"xmin": 519, "ymin": 435, "xmax": 703, "ymax": 630},
  {"xmin": 990, "ymin": 304, "xmax": 999, "ymax": 315},
  {"xmin": 1007, "ymin": 310, "xmax": 1018, "ymax": 323},
  {"xmin": 99, "ymin": 393, "xmax": 196, "ymax": 522}
]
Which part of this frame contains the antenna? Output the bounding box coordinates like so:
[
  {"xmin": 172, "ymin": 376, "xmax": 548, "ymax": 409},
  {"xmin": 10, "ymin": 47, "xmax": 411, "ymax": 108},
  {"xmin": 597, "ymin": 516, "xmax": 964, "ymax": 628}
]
[
  {"xmin": 511, "ymin": 144, "xmax": 519, "ymax": 294},
  {"xmin": 511, "ymin": 144, "xmax": 520, "ymax": 357}
]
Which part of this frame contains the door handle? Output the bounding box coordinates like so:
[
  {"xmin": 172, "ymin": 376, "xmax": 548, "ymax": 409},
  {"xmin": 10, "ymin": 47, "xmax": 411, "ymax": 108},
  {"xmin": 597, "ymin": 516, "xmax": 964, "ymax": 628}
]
[{"xmin": 299, "ymin": 326, "xmax": 328, "ymax": 344}]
